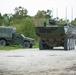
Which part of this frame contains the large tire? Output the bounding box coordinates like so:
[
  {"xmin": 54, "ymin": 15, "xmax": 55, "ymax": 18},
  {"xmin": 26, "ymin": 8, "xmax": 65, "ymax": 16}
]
[
  {"xmin": 0, "ymin": 39, "xmax": 7, "ymax": 46},
  {"xmin": 72, "ymin": 38, "xmax": 75, "ymax": 50},
  {"xmin": 39, "ymin": 40, "xmax": 44, "ymax": 50},
  {"xmin": 73, "ymin": 39, "xmax": 75, "ymax": 49},
  {"xmin": 22, "ymin": 41, "xmax": 30, "ymax": 48},
  {"xmin": 69, "ymin": 38, "xmax": 75, "ymax": 50},
  {"xmin": 39, "ymin": 40, "xmax": 51, "ymax": 50},
  {"xmin": 64, "ymin": 38, "xmax": 75, "ymax": 50},
  {"xmin": 70, "ymin": 38, "xmax": 73, "ymax": 50},
  {"xmin": 64, "ymin": 38, "xmax": 70, "ymax": 50},
  {"xmin": 69, "ymin": 38, "xmax": 72, "ymax": 50}
]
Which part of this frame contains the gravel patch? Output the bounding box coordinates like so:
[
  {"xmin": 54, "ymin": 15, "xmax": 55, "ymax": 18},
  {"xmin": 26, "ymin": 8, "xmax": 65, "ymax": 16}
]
[{"xmin": 0, "ymin": 48, "xmax": 76, "ymax": 75}]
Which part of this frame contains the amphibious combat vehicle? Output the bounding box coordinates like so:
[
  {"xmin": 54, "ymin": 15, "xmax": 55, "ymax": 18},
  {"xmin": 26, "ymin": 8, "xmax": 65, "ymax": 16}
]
[{"xmin": 35, "ymin": 19, "xmax": 76, "ymax": 50}]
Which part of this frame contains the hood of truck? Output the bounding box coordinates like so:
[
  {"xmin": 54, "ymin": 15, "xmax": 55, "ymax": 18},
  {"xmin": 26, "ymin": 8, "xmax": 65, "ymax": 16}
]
[
  {"xmin": 21, "ymin": 34, "xmax": 34, "ymax": 45},
  {"xmin": 21, "ymin": 34, "xmax": 34, "ymax": 40},
  {"xmin": 24, "ymin": 36, "xmax": 34, "ymax": 41}
]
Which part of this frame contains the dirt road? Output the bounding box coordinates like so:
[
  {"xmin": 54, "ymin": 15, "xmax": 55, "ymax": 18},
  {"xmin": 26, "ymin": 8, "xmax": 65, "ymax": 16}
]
[{"xmin": 0, "ymin": 47, "xmax": 76, "ymax": 75}]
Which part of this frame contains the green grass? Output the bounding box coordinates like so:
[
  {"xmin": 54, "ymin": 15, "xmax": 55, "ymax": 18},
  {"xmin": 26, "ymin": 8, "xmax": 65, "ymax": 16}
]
[
  {"xmin": 33, "ymin": 45, "xmax": 38, "ymax": 48},
  {"xmin": 0, "ymin": 44, "xmax": 38, "ymax": 50},
  {"xmin": 33, "ymin": 43, "xmax": 38, "ymax": 48},
  {"xmin": 0, "ymin": 45, "xmax": 23, "ymax": 50}
]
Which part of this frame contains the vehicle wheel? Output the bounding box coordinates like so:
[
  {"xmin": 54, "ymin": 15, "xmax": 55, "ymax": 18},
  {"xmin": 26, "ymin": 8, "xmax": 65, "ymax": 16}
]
[
  {"xmin": 39, "ymin": 40, "xmax": 44, "ymax": 50},
  {"xmin": 0, "ymin": 39, "xmax": 7, "ymax": 46},
  {"xmin": 64, "ymin": 38, "xmax": 70, "ymax": 50},
  {"xmin": 69, "ymin": 38, "xmax": 72, "ymax": 50},
  {"xmin": 69, "ymin": 38, "xmax": 75, "ymax": 50},
  {"xmin": 70, "ymin": 38, "xmax": 74, "ymax": 50},
  {"xmin": 73, "ymin": 39, "xmax": 75, "ymax": 49},
  {"xmin": 22, "ymin": 41, "xmax": 30, "ymax": 48},
  {"xmin": 72, "ymin": 38, "xmax": 75, "ymax": 50}
]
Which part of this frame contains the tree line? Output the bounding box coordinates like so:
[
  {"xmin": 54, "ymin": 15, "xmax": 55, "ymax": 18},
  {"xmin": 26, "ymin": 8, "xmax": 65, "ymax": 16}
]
[{"xmin": 0, "ymin": 6, "xmax": 76, "ymax": 41}]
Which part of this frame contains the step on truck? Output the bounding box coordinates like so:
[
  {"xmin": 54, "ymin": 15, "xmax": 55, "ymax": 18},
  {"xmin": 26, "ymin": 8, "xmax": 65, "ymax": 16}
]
[{"xmin": 0, "ymin": 26, "xmax": 34, "ymax": 48}]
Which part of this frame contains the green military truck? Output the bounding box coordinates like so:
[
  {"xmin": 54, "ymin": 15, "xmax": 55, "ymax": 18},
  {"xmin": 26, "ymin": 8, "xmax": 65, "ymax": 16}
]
[
  {"xmin": 0, "ymin": 26, "xmax": 34, "ymax": 48},
  {"xmin": 35, "ymin": 17, "xmax": 76, "ymax": 50},
  {"xmin": 35, "ymin": 25, "xmax": 76, "ymax": 50}
]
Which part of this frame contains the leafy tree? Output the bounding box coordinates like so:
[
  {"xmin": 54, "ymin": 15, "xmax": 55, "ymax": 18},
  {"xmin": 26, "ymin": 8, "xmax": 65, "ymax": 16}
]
[
  {"xmin": 20, "ymin": 17, "xmax": 36, "ymax": 38},
  {"xmin": 0, "ymin": 13, "xmax": 3, "ymax": 25},
  {"xmin": 13, "ymin": 6, "xmax": 28, "ymax": 19},
  {"xmin": 57, "ymin": 19, "xmax": 67, "ymax": 25},
  {"xmin": 45, "ymin": 10, "xmax": 52, "ymax": 19},
  {"xmin": 0, "ymin": 13, "xmax": 3, "ymax": 19},
  {"xmin": 45, "ymin": 10, "xmax": 52, "ymax": 25},
  {"xmin": 34, "ymin": 10, "xmax": 46, "ymax": 19},
  {"xmin": 34, "ymin": 10, "xmax": 52, "ymax": 26},
  {"xmin": 3, "ymin": 14, "xmax": 10, "ymax": 26},
  {"xmin": 71, "ymin": 18, "xmax": 76, "ymax": 25}
]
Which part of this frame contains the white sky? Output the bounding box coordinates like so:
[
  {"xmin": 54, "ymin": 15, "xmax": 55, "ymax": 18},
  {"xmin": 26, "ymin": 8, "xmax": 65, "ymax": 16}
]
[{"xmin": 0, "ymin": 0, "xmax": 76, "ymax": 21}]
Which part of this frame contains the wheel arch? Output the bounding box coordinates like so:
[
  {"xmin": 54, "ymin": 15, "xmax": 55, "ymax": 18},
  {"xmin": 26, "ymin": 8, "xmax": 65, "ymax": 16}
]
[
  {"xmin": 0, "ymin": 38, "xmax": 7, "ymax": 42},
  {"xmin": 23, "ymin": 40, "xmax": 30, "ymax": 44}
]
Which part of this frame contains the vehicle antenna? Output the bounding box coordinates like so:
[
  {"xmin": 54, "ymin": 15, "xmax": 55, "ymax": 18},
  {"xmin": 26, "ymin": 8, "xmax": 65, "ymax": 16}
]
[
  {"xmin": 66, "ymin": 7, "xmax": 67, "ymax": 23},
  {"xmin": 71, "ymin": 7, "xmax": 73, "ymax": 21},
  {"xmin": 56, "ymin": 8, "xmax": 58, "ymax": 21}
]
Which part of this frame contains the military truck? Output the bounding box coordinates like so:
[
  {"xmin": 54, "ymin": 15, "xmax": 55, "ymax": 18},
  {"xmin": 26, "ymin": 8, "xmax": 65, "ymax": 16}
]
[
  {"xmin": 35, "ymin": 19, "xmax": 76, "ymax": 50},
  {"xmin": 0, "ymin": 26, "xmax": 34, "ymax": 48}
]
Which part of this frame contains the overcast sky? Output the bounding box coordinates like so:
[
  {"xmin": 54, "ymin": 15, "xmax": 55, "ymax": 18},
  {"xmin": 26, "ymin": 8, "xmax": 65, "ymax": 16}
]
[{"xmin": 0, "ymin": 0, "xmax": 76, "ymax": 21}]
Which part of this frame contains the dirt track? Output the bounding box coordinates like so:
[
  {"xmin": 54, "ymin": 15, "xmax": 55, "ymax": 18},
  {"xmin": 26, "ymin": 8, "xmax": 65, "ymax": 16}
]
[{"xmin": 0, "ymin": 47, "xmax": 76, "ymax": 75}]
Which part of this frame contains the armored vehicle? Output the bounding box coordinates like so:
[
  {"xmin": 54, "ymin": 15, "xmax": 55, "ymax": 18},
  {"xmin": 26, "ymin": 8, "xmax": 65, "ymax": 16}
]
[
  {"xmin": 35, "ymin": 19, "xmax": 76, "ymax": 50},
  {"xmin": 0, "ymin": 26, "xmax": 34, "ymax": 48}
]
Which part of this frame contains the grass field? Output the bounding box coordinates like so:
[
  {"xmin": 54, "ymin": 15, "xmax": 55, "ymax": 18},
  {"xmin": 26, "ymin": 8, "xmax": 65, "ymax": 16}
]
[{"xmin": 0, "ymin": 45, "xmax": 38, "ymax": 50}]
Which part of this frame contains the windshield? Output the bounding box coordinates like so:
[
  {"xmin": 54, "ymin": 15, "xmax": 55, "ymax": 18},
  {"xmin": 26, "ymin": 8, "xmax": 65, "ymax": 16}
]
[{"xmin": 21, "ymin": 34, "xmax": 25, "ymax": 38}]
